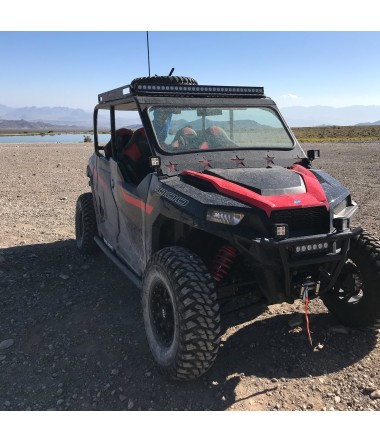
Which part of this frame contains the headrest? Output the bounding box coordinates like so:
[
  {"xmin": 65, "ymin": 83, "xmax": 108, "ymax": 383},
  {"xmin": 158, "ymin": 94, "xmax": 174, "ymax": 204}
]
[
  {"xmin": 171, "ymin": 126, "xmax": 197, "ymax": 148},
  {"xmin": 179, "ymin": 127, "xmax": 197, "ymax": 136},
  {"xmin": 205, "ymin": 125, "xmax": 237, "ymax": 148},
  {"xmin": 133, "ymin": 127, "xmax": 146, "ymax": 138},
  {"xmin": 117, "ymin": 128, "xmax": 134, "ymax": 137},
  {"xmin": 207, "ymin": 126, "xmax": 228, "ymax": 137},
  {"xmin": 116, "ymin": 128, "xmax": 134, "ymax": 152}
]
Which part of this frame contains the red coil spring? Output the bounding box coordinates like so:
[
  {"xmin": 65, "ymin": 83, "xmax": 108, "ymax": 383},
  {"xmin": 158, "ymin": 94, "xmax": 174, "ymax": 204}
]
[{"xmin": 211, "ymin": 244, "xmax": 238, "ymax": 282}]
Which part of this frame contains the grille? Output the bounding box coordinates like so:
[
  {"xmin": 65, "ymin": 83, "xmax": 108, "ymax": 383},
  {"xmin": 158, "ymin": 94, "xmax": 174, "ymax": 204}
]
[{"xmin": 270, "ymin": 206, "xmax": 330, "ymax": 235}]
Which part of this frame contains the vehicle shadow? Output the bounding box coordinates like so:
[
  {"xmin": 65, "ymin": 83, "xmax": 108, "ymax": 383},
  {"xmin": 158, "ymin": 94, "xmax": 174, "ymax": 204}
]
[
  {"xmin": 0, "ymin": 240, "xmax": 377, "ymax": 411},
  {"xmin": 219, "ymin": 309, "xmax": 377, "ymax": 378},
  {"xmin": 210, "ymin": 309, "xmax": 377, "ymax": 400}
]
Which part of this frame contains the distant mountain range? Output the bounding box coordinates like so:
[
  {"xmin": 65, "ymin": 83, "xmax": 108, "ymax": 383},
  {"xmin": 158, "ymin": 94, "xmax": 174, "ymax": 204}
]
[
  {"xmin": 0, "ymin": 119, "xmax": 81, "ymax": 131},
  {"xmin": 170, "ymin": 118, "xmax": 269, "ymax": 132},
  {"xmin": 0, "ymin": 104, "xmax": 94, "ymax": 127},
  {"xmin": 280, "ymin": 105, "xmax": 380, "ymax": 127},
  {"xmin": 0, "ymin": 103, "xmax": 380, "ymax": 129},
  {"xmin": 356, "ymin": 120, "xmax": 380, "ymax": 126}
]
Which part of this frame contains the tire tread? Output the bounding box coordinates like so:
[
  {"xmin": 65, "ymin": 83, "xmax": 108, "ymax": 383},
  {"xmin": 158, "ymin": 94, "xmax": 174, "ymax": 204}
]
[
  {"xmin": 322, "ymin": 231, "xmax": 380, "ymax": 327},
  {"xmin": 75, "ymin": 193, "xmax": 98, "ymax": 255},
  {"xmin": 143, "ymin": 246, "xmax": 220, "ymax": 380}
]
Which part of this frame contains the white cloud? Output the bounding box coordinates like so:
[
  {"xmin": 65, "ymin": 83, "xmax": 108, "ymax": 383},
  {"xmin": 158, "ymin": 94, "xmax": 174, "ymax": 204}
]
[
  {"xmin": 276, "ymin": 93, "xmax": 301, "ymax": 108},
  {"xmin": 280, "ymin": 93, "xmax": 299, "ymax": 100}
]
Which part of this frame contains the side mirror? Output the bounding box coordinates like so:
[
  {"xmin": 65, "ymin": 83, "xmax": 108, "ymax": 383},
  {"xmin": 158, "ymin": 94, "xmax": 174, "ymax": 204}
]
[{"xmin": 307, "ymin": 149, "xmax": 320, "ymax": 161}]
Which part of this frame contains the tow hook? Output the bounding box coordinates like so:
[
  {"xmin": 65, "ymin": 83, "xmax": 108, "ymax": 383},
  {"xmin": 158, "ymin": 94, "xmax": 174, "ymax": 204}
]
[
  {"xmin": 299, "ymin": 277, "xmax": 321, "ymax": 298},
  {"xmin": 299, "ymin": 277, "xmax": 321, "ymax": 348}
]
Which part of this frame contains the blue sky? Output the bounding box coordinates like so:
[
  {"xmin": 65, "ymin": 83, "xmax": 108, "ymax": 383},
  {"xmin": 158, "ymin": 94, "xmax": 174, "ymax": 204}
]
[
  {"xmin": 1, "ymin": 30, "xmax": 380, "ymax": 111},
  {"xmin": 1, "ymin": 0, "xmax": 380, "ymax": 113}
]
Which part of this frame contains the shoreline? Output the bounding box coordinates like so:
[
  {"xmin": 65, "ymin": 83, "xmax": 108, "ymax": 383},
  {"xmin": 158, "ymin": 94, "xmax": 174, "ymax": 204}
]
[
  {"xmin": 1, "ymin": 139, "xmax": 380, "ymax": 145},
  {"xmin": 0, "ymin": 130, "xmax": 93, "ymax": 136},
  {"xmin": 1, "ymin": 126, "xmax": 380, "ymax": 143}
]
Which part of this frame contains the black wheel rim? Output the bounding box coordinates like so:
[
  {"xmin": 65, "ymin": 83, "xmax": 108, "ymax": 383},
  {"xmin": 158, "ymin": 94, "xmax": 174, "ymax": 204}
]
[
  {"xmin": 150, "ymin": 281, "xmax": 175, "ymax": 347},
  {"xmin": 334, "ymin": 260, "xmax": 364, "ymax": 304}
]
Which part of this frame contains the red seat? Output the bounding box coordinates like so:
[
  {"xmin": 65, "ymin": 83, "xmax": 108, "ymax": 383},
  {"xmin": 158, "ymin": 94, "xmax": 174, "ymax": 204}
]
[
  {"xmin": 104, "ymin": 128, "xmax": 134, "ymax": 158},
  {"xmin": 121, "ymin": 128, "xmax": 152, "ymax": 184},
  {"xmin": 171, "ymin": 127, "xmax": 198, "ymax": 149},
  {"xmin": 116, "ymin": 128, "xmax": 134, "ymax": 153},
  {"xmin": 205, "ymin": 126, "xmax": 237, "ymax": 149}
]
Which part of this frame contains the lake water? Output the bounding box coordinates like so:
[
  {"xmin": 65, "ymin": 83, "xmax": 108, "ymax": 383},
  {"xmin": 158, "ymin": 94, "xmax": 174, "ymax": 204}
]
[{"xmin": 0, "ymin": 133, "xmax": 110, "ymax": 144}]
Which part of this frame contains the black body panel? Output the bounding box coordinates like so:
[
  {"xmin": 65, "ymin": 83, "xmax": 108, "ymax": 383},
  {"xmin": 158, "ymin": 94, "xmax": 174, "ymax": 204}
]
[
  {"xmin": 311, "ymin": 168, "xmax": 351, "ymax": 208},
  {"xmin": 205, "ymin": 167, "xmax": 306, "ymax": 196}
]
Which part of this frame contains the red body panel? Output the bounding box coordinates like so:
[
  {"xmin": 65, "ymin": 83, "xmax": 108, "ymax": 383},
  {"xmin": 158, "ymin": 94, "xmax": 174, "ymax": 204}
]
[
  {"xmin": 119, "ymin": 185, "xmax": 154, "ymax": 215},
  {"xmin": 181, "ymin": 166, "xmax": 329, "ymax": 217}
]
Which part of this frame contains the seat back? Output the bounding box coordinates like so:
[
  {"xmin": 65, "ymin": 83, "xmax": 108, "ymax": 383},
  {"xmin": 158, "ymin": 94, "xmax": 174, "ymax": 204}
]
[
  {"xmin": 116, "ymin": 128, "xmax": 134, "ymax": 153},
  {"xmin": 121, "ymin": 128, "xmax": 152, "ymax": 184},
  {"xmin": 205, "ymin": 126, "xmax": 237, "ymax": 148},
  {"xmin": 104, "ymin": 128, "xmax": 133, "ymax": 158},
  {"xmin": 171, "ymin": 126, "xmax": 198, "ymax": 149}
]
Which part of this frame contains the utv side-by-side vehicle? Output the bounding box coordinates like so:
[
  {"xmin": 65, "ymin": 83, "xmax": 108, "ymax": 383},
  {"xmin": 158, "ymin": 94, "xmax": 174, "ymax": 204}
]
[{"xmin": 75, "ymin": 75, "xmax": 380, "ymax": 380}]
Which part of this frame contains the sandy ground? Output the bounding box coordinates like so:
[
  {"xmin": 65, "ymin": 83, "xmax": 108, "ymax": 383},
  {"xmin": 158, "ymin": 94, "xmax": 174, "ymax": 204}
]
[{"xmin": 0, "ymin": 141, "xmax": 379, "ymax": 414}]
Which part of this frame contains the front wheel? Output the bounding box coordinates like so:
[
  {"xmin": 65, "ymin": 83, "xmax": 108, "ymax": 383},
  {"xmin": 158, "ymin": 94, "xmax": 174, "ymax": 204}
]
[
  {"xmin": 142, "ymin": 247, "xmax": 221, "ymax": 380},
  {"xmin": 322, "ymin": 231, "xmax": 380, "ymax": 328}
]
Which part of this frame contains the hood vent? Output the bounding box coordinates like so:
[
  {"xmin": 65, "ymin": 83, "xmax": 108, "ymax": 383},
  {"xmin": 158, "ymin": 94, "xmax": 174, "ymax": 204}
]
[
  {"xmin": 205, "ymin": 168, "xmax": 306, "ymax": 196},
  {"xmin": 180, "ymin": 174, "xmax": 218, "ymax": 193}
]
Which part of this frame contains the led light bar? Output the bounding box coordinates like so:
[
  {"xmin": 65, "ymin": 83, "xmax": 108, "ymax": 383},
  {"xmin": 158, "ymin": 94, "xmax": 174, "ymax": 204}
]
[
  {"xmin": 98, "ymin": 83, "xmax": 265, "ymax": 103},
  {"xmin": 133, "ymin": 84, "xmax": 265, "ymax": 96},
  {"xmin": 293, "ymin": 242, "xmax": 330, "ymax": 255}
]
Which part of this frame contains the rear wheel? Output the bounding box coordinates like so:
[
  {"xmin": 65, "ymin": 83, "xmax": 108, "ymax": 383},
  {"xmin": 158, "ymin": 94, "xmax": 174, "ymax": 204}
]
[
  {"xmin": 322, "ymin": 231, "xmax": 380, "ymax": 328},
  {"xmin": 142, "ymin": 247, "xmax": 221, "ymax": 380},
  {"xmin": 75, "ymin": 193, "xmax": 98, "ymax": 254}
]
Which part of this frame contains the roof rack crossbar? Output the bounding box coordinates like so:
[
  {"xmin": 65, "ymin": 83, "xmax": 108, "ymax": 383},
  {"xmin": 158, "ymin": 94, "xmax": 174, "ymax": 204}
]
[{"xmin": 98, "ymin": 84, "xmax": 131, "ymax": 103}]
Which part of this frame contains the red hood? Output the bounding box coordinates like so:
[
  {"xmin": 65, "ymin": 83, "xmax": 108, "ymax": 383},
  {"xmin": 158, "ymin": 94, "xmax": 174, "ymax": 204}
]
[{"xmin": 180, "ymin": 164, "xmax": 329, "ymax": 217}]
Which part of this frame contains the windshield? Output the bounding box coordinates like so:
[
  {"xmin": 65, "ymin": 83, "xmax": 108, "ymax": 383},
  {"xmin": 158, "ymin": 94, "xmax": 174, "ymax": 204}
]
[{"xmin": 148, "ymin": 106, "xmax": 294, "ymax": 152}]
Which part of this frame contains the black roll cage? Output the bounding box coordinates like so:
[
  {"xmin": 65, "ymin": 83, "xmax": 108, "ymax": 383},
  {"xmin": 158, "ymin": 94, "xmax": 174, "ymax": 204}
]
[{"xmin": 93, "ymin": 91, "xmax": 298, "ymax": 161}]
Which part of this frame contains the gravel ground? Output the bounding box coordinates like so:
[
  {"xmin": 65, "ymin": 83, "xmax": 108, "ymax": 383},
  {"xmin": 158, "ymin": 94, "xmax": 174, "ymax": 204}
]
[{"xmin": 0, "ymin": 141, "xmax": 379, "ymax": 414}]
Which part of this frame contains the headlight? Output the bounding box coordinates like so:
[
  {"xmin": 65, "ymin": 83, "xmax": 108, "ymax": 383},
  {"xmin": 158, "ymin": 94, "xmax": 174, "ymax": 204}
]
[
  {"xmin": 332, "ymin": 198, "xmax": 358, "ymax": 232},
  {"xmin": 206, "ymin": 209, "xmax": 245, "ymax": 225},
  {"xmin": 332, "ymin": 197, "xmax": 349, "ymax": 217}
]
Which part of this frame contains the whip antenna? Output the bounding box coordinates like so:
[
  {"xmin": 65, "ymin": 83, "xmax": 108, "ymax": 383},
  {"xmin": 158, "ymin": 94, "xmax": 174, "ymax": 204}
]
[{"xmin": 146, "ymin": 31, "xmax": 151, "ymax": 77}]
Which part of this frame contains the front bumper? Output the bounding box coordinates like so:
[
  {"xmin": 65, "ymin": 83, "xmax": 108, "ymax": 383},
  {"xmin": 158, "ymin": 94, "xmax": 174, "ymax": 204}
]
[{"xmin": 233, "ymin": 227, "xmax": 363, "ymax": 304}]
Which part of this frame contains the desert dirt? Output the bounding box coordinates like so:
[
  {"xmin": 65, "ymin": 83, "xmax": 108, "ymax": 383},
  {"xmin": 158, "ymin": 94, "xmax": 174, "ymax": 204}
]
[{"xmin": 0, "ymin": 141, "xmax": 379, "ymax": 412}]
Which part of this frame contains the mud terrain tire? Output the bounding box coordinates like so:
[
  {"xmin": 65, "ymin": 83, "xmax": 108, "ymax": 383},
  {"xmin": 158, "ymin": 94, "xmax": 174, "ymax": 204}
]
[
  {"xmin": 142, "ymin": 246, "xmax": 221, "ymax": 380},
  {"xmin": 75, "ymin": 193, "xmax": 98, "ymax": 255},
  {"xmin": 131, "ymin": 76, "xmax": 198, "ymax": 89},
  {"xmin": 322, "ymin": 231, "xmax": 380, "ymax": 328}
]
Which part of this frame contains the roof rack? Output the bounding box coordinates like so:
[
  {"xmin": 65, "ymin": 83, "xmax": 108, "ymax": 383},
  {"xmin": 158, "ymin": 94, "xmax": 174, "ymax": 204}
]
[
  {"xmin": 98, "ymin": 85, "xmax": 131, "ymax": 104},
  {"xmin": 98, "ymin": 83, "xmax": 265, "ymax": 104}
]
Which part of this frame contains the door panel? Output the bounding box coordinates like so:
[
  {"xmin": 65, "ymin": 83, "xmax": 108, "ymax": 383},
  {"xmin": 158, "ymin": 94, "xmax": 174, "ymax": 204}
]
[
  {"xmin": 94, "ymin": 156, "xmax": 120, "ymax": 248},
  {"xmin": 110, "ymin": 160, "xmax": 151, "ymax": 275}
]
